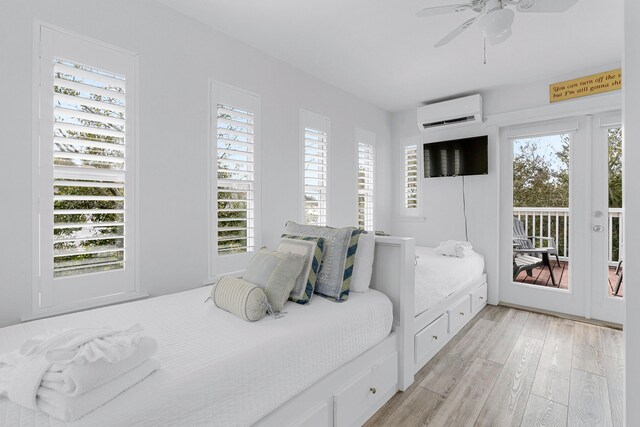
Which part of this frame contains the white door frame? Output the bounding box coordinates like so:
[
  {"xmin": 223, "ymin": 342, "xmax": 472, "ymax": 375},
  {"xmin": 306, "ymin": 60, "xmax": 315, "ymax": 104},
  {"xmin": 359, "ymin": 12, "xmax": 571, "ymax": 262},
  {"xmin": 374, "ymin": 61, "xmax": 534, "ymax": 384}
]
[
  {"xmin": 590, "ymin": 111, "xmax": 624, "ymax": 324},
  {"xmin": 499, "ymin": 117, "xmax": 590, "ymax": 318},
  {"xmin": 498, "ymin": 111, "xmax": 624, "ymax": 324}
]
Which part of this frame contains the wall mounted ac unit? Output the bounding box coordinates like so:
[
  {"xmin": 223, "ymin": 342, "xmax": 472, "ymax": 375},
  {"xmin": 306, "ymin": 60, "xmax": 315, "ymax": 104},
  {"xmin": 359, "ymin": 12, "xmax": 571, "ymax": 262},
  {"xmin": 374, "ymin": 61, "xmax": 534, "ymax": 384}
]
[{"xmin": 417, "ymin": 94, "xmax": 483, "ymax": 131}]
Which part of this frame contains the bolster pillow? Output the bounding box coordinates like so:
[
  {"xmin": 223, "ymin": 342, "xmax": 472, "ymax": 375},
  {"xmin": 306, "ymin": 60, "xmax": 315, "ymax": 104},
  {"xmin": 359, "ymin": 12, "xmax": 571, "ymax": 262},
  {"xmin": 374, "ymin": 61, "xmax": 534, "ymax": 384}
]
[{"xmin": 212, "ymin": 276, "xmax": 268, "ymax": 322}]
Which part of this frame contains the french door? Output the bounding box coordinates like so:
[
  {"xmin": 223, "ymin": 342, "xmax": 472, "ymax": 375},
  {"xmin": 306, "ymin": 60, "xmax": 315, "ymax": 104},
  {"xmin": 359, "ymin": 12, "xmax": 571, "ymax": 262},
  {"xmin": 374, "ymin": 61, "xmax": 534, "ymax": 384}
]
[
  {"xmin": 590, "ymin": 112, "xmax": 624, "ymax": 324},
  {"xmin": 499, "ymin": 112, "xmax": 624, "ymax": 324}
]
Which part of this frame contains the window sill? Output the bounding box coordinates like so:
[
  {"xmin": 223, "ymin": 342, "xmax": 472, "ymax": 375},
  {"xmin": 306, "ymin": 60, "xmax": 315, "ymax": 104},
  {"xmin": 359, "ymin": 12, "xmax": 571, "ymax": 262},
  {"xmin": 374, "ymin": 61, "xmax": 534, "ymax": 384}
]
[{"xmin": 23, "ymin": 291, "xmax": 149, "ymax": 323}]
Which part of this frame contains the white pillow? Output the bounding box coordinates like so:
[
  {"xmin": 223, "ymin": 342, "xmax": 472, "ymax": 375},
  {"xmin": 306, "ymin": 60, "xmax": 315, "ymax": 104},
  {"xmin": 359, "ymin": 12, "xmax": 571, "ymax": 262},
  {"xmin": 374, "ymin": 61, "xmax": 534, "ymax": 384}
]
[{"xmin": 349, "ymin": 231, "xmax": 375, "ymax": 292}]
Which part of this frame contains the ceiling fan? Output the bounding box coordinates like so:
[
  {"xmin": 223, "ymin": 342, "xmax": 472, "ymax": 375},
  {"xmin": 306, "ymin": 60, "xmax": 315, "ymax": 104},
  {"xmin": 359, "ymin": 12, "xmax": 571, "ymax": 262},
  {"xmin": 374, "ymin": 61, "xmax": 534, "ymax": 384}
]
[{"xmin": 417, "ymin": 0, "xmax": 579, "ymax": 48}]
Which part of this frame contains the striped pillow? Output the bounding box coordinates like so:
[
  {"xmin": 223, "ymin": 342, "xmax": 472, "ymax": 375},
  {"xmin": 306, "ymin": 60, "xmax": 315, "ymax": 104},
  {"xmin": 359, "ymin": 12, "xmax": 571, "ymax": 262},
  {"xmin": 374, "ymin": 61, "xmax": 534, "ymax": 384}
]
[
  {"xmin": 283, "ymin": 222, "xmax": 364, "ymax": 302},
  {"xmin": 243, "ymin": 248, "xmax": 306, "ymax": 312},
  {"xmin": 278, "ymin": 235, "xmax": 325, "ymax": 304},
  {"xmin": 212, "ymin": 276, "xmax": 268, "ymax": 322}
]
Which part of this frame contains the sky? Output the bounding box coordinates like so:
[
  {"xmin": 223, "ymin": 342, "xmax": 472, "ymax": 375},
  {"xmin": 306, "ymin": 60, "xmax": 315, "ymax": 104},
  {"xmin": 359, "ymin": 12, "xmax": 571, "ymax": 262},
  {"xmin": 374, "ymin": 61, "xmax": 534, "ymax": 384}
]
[{"xmin": 513, "ymin": 134, "xmax": 568, "ymax": 172}]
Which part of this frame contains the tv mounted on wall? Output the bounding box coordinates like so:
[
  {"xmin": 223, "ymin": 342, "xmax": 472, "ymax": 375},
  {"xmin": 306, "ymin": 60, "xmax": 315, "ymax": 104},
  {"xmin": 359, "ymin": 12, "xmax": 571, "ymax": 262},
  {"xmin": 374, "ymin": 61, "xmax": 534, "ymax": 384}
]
[{"xmin": 423, "ymin": 135, "xmax": 488, "ymax": 178}]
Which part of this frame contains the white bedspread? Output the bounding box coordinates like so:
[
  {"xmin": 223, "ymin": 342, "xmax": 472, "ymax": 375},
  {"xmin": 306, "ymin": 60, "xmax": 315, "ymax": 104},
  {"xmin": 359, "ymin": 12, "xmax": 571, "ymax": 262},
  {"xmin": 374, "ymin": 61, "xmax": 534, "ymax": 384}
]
[
  {"xmin": 0, "ymin": 287, "xmax": 392, "ymax": 427},
  {"xmin": 415, "ymin": 246, "xmax": 485, "ymax": 316}
]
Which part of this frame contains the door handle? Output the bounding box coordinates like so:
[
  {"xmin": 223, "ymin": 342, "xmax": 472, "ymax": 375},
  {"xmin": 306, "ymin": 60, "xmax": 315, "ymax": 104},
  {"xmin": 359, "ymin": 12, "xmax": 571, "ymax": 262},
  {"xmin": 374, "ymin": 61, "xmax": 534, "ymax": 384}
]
[{"xmin": 593, "ymin": 225, "xmax": 604, "ymax": 232}]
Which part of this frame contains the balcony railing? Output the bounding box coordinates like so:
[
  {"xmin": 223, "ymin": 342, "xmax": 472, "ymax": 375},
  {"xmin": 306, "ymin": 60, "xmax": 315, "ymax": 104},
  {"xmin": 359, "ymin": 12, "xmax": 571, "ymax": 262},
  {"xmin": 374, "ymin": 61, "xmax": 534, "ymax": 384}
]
[{"xmin": 513, "ymin": 207, "xmax": 623, "ymax": 265}]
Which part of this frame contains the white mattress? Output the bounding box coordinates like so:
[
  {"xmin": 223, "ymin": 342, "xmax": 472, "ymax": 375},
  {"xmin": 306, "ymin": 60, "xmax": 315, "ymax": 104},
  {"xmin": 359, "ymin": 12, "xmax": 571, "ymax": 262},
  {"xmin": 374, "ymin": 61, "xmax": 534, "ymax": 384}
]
[
  {"xmin": 0, "ymin": 286, "xmax": 392, "ymax": 427},
  {"xmin": 414, "ymin": 246, "xmax": 485, "ymax": 316}
]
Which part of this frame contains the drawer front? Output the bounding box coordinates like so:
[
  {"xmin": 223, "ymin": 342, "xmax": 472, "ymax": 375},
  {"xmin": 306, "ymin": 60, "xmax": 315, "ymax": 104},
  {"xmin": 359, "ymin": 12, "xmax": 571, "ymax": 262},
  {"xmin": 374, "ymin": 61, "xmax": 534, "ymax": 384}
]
[
  {"xmin": 295, "ymin": 402, "xmax": 332, "ymax": 427},
  {"xmin": 334, "ymin": 351, "xmax": 397, "ymax": 427},
  {"xmin": 415, "ymin": 313, "xmax": 448, "ymax": 364},
  {"xmin": 448, "ymin": 296, "xmax": 471, "ymax": 334},
  {"xmin": 470, "ymin": 283, "xmax": 488, "ymax": 314}
]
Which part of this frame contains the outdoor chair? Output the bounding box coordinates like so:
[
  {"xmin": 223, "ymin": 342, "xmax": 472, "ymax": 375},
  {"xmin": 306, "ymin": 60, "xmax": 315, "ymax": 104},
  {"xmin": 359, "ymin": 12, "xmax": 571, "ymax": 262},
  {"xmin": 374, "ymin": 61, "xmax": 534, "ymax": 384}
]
[
  {"xmin": 613, "ymin": 260, "xmax": 623, "ymax": 296},
  {"xmin": 513, "ymin": 253, "xmax": 544, "ymax": 279},
  {"xmin": 512, "ymin": 217, "xmax": 560, "ymax": 286},
  {"xmin": 513, "ymin": 217, "xmax": 561, "ymax": 265}
]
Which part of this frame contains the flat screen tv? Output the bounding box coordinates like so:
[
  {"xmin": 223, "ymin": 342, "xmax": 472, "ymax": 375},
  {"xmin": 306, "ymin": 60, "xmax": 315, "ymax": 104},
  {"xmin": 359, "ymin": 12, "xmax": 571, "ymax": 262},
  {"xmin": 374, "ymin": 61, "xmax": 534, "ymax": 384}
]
[{"xmin": 423, "ymin": 135, "xmax": 488, "ymax": 178}]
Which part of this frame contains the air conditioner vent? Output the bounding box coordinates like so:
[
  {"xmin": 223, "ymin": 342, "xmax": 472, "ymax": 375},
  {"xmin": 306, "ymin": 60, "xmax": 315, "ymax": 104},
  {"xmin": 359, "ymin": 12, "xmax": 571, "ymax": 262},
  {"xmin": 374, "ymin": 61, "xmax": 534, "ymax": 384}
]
[{"xmin": 417, "ymin": 95, "xmax": 483, "ymax": 131}]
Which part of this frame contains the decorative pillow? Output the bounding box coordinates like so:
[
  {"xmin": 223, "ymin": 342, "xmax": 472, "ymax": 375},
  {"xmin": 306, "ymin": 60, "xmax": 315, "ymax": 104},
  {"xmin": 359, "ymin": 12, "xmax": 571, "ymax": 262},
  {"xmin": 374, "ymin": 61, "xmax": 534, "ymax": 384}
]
[
  {"xmin": 211, "ymin": 276, "xmax": 268, "ymax": 322},
  {"xmin": 278, "ymin": 235, "xmax": 325, "ymax": 304},
  {"xmin": 350, "ymin": 231, "xmax": 375, "ymax": 292},
  {"xmin": 283, "ymin": 221, "xmax": 364, "ymax": 302},
  {"xmin": 243, "ymin": 248, "xmax": 305, "ymax": 312}
]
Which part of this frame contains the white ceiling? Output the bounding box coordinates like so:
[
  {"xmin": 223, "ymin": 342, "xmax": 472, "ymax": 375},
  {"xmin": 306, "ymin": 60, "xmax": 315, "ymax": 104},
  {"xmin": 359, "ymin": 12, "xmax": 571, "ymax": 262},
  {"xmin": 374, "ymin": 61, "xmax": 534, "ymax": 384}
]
[{"xmin": 156, "ymin": 0, "xmax": 623, "ymax": 112}]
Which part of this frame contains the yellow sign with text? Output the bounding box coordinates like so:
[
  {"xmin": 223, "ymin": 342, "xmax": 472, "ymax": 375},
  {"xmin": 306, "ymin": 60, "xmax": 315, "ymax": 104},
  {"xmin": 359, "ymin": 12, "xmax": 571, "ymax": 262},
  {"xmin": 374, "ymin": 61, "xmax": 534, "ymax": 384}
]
[{"xmin": 549, "ymin": 69, "xmax": 622, "ymax": 103}]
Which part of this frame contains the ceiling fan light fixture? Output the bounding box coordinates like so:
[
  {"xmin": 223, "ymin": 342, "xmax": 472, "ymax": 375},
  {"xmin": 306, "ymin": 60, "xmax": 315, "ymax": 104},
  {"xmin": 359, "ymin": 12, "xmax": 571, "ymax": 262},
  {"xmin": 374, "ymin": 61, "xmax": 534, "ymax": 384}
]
[
  {"xmin": 489, "ymin": 27, "xmax": 512, "ymax": 45},
  {"xmin": 478, "ymin": 7, "xmax": 515, "ymax": 40}
]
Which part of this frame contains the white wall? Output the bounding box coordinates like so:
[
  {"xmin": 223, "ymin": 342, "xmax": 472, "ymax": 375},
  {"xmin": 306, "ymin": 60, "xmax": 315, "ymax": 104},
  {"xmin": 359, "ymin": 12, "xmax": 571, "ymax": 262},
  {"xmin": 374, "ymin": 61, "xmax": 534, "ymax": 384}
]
[
  {"xmin": 0, "ymin": 0, "xmax": 392, "ymax": 327},
  {"xmin": 624, "ymin": 0, "xmax": 639, "ymax": 424},
  {"xmin": 390, "ymin": 111, "xmax": 500, "ymax": 303},
  {"xmin": 389, "ymin": 64, "xmax": 620, "ymax": 306}
]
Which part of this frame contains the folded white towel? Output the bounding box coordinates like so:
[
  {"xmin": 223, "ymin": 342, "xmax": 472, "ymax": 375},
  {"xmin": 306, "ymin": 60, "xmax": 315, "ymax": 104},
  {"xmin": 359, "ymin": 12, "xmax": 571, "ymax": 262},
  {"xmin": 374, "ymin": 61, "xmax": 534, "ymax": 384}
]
[
  {"xmin": 40, "ymin": 336, "xmax": 157, "ymax": 396},
  {"xmin": 434, "ymin": 240, "xmax": 474, "ymax": 258},
  {"xmin": 37, "ymin": 358, "xmax": 160, "ymax": 422},
  {"xmin": 0, "ymin": 325, "xmax": 154, "ymax": 413}
]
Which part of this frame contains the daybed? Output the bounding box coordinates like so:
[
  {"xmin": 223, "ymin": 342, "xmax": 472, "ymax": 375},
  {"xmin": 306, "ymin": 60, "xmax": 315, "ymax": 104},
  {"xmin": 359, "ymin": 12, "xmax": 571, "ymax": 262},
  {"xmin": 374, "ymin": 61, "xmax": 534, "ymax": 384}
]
[
  {"xmin": 406, "ymin": 246, "xmax": 487, "ymax": 376},
  {"xmin": 0, "ymin": 237, "xmax": 414, "ymax": 427}
]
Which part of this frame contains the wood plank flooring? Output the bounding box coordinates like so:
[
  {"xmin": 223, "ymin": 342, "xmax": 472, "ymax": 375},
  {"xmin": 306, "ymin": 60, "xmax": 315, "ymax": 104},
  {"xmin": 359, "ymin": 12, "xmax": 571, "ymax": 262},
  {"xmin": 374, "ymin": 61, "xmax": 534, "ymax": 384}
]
[{"xmin": 365, "ymin": 306, "xmax": 624, "ymax": 427}]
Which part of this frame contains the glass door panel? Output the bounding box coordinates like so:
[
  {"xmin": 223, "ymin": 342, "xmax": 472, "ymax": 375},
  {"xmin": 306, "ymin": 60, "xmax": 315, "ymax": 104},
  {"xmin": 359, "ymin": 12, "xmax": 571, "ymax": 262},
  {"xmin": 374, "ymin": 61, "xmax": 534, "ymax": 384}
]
[
  {"xmin": 607, "ymin": 127, "xmax": 623, "ymax": 297},
  {"xmin": 512, "ymin": 134, "xmax": 570, "ymax": 290}
]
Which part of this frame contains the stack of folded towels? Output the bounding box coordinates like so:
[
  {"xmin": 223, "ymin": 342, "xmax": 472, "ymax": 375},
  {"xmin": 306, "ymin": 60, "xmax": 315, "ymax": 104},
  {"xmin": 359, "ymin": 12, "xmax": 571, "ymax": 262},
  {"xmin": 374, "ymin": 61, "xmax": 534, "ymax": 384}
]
[
  {"xmin": 0, "ymin": 324, "xmax": 159, "ymax": 421},
  {"xmin": 434, "ymin": 240, "xmax": 475, "ymax": 258}
]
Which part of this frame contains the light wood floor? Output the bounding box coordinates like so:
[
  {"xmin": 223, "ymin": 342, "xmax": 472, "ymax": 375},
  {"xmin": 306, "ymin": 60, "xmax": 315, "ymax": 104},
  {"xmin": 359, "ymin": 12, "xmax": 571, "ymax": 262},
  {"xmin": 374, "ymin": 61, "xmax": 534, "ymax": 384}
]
[{"xmin": 365, "ymin": 305, "xmax": 624, "ymax": 427}]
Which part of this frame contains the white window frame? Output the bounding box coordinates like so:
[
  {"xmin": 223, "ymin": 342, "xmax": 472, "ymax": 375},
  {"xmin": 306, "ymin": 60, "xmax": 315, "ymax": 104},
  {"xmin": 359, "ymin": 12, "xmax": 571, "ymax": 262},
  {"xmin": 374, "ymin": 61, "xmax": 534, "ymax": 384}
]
[
  {"xmin": 300, "ymin": 110, "xmax": 331, "ymax": 226},
  {"xmin": 210, "ymin": 81, "xmax": 261, "ymax": 278},
  {"xmin": 401, "ymin": 136, "xmax": 423, "ymax": 218},
  {"xmin": 356, "ymin": 128, "xmax": 376, "ymax": 231},
  {"xmin": 30, "ymin": 24, "xmax": 142, "ymax": 320}
]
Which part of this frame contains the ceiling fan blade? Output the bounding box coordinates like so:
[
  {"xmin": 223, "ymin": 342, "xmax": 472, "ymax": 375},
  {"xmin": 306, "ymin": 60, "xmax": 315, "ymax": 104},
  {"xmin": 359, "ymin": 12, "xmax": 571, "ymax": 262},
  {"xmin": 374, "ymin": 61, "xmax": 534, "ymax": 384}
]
[
  {"xmin": 515, "ymin": 0, "xmax": 579, "ymax": 13},
  {"xmin": 416, "ymin": 4, "xmax": 472, "ymax": 17},
  {"xmin": 434, "ymin": 16, "xmax": 478, "ymax": 47}
]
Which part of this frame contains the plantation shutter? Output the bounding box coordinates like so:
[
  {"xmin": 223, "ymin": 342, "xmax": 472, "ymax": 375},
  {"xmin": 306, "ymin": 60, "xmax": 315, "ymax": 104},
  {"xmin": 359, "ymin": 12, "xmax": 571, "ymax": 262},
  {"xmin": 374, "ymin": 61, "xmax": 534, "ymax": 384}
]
[
  {"xmin": 37, "ymin": 27, "xmax": 138, "ymax": 314},
  {"xmin": 404, "ymin": 145, "xmax": 419, "ymax": 210},
  {"xmin": 52, "ymin": 59, "xmax": 127, "ymax": 278},
  {"xmin": 216, "ymin": 104, "xmax": 256, "ymax": 255},
  {"xmin": 301, "ymin": 111, "xmax": 330, "ymax": 226},
  {"xmin": 357, "ymin": 130, "xmax": 375, "ymax": 231}
]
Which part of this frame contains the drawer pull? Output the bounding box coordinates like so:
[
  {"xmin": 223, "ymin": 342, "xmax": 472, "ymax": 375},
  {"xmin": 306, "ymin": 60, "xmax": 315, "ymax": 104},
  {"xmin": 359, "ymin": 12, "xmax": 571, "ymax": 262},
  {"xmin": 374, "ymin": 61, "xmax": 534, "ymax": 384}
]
[
  {"xmin": 432, "ymin": 335, "xmax": 438, "ymax": 341},
  {"xmin": 459, "ymin": 312, "xmax": 465, "ymax": 316},
  {"xmin": 370, "ymin": 387, "xmax": 377, "ymax": 394},
  {"xmin": 479, "ymin": 296, "xmax": 484, "ymax": 300}
]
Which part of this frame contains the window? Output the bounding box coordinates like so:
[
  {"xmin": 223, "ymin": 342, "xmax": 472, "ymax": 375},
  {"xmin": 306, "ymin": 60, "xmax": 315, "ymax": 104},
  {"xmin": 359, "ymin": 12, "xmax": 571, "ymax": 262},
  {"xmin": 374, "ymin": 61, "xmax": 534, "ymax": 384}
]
[
  {"xmin": 404, "ymin": 144, "xmax": 419, "ymax": 212},
  {"xmin": 211, "ymin": 82, "xmax": 260, "ymax": 274},
  {"xmin": 36, "ymin": 27, "xmax": 138, "ymax": 314},
  {"xmin": 357, "ymin": 129, "xmax": 376, "ymax": 231},
  {"xmin": 52, "ymin": 59, "xmax": 127, "ymax": 278},
  {"xmin": 216, "ymin": 104, "xmax": 256, "ymax": 254},
  {"xmin": 301, "ymin": 111, "xmax": 330, "ymax": 226}
]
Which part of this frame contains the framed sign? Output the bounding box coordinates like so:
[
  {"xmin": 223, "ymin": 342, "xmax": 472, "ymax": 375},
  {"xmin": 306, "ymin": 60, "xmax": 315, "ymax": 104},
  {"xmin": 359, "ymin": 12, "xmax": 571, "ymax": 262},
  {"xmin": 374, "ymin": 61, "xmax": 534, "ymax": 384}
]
[{"xmin": 550, "ymin": 69, "xmax": 622, "ymax": 103}]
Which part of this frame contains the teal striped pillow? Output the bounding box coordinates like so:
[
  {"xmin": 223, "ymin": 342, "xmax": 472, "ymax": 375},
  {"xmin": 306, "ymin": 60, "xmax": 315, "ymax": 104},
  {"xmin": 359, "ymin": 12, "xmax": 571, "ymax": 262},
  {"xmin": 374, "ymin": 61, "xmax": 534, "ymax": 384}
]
[
  {"xmin": 340, "ymin": 229, "xmax": 365, "ymax": 301},
  {"xmin": 283, "ymin": 222, "xmax": 364, "ymax": 302},
  {"xmin": 279, "ymin": 235, "xmax": 325, "ymax": 304}
]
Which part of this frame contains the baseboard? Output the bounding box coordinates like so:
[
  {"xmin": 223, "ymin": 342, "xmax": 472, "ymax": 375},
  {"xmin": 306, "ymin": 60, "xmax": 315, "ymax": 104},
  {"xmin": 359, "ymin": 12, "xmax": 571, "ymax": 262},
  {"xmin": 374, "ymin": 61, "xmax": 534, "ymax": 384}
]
[{"xmin": 498, "ymin": 302, "xmax": 623, "ymax": 330}]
